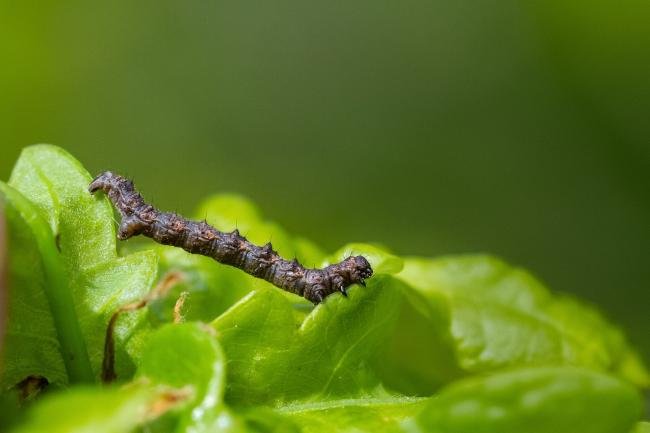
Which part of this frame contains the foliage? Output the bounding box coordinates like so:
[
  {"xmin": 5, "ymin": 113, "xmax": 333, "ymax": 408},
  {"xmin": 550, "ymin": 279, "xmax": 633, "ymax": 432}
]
[{"xmin": 0, "ymin": 145, "xmax": 647, "ymax": 432}]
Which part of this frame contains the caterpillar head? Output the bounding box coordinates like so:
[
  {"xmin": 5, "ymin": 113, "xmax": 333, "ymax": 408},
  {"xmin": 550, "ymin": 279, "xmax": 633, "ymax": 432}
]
[{"xmin": 339, "ymin": 255, "xmax": 373, "ymax": 287}]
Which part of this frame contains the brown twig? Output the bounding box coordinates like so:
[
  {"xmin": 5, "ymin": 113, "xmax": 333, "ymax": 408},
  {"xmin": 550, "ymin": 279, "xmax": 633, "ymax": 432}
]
[
  {"xmin": 102, "ymin": 272, "xmax": 184, "ymax": 383},
  {"xmin": 173, "ymin": 291, "xmax": 189, "ymax": 324}
]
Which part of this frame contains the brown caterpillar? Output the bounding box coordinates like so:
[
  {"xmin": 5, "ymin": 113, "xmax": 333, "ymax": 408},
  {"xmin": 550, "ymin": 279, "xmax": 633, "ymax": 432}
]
[{"xmin": 89, "ymin": 172, "xmax": 372, "ymax": 304}]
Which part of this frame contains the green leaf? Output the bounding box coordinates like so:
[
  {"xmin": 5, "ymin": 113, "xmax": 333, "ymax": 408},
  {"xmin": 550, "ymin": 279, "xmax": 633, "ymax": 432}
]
[
  {"xmin": 397, "ymin": 255, "xmax": 650, "ymax": 386},
  {"xmin": 211, "ymin": 273, "xmax": 404, "ymax": 405},
  {"xmin": 9, "ymin": 144, "xmax": 116, "ymax": 271},
  {"xmin": 408, "ymin": 367, "xmax": 642, "ymax": 433},
  {"xmin": 7, "ymin": 145, "xmax": 159, "ymax": 382},
  {"xmin": 544, "ymin": 294, "xmax": 650, "ymax": 387},
  {"xmin": 10, "ymin": 384, "xmax": 188, "ymax": 433},
  {"xmin": 11, "ymin": 324, "xmax": 233, "ymax": 433},
  {"xmin": 76, "ymin": 250, "xmax": 159, "ymax": 374},
  {"xmin": 149, "ymin": 246, "xmax": 258, "ymax": 325},
  {"xmin": 0, "ymin": 391, "xmax": 22, "ymax": 432},
  {"xmin": 371, "ymin": 287, "xmax": 463, "ymax": 395},
  {"xmin": 4, "ymin": 146, "xmax": 646, "ymax": 433},
  {"xmin": 275, "ymin": 396, "xmax": 427, "ymax": 433},
  {"xmin": 235, "ymin": 407, "xmax": 301, "ymax": 433},
  {"xmin": 136, "ymin": 323, "xmax": 243, "ymax": 433},
  {"xmin": 0, "ymin": 182, "xmax": 80, "ymax": 387}
]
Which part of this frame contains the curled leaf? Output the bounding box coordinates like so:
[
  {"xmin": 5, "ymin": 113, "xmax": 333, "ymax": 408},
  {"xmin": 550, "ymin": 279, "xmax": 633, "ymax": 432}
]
[
  {"xmin": 397, "ymin": 255, "xmax": 649, "ymax": 386},
  {"xmin": 211, "ymin": 274, "xmax": 404, "ymax": 405}
]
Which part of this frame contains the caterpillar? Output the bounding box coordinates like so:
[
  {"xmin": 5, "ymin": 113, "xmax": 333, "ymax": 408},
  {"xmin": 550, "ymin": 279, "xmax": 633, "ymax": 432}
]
[{"xmin": 89, "ymin": 172, "xmax": 372, "ymax": 304}]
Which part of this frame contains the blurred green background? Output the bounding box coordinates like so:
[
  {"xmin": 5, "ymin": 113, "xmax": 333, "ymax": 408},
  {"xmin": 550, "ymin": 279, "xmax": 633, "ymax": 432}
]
[{"xmin": 1, "ymin": 2, "xmax": 648, "ymax": 361}]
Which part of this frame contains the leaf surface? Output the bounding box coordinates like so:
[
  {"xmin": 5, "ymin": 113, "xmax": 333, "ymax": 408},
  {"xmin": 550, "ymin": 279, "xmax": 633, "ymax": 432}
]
[
  {"xmin": 409, "ymin": 367, "xmax": 641, "ymax": 433},
  {"xmin": 211, "ymin": 244, "xmax": 405, "ymax": 405},
  {"xmin": 275, "ymin": 396, "xmax": 427, "ymax": 433},
  {"xmin": 6, "ymin": 145, "xmax": 159, "ymax": 382},
  {"xmin": 11, "ymin": 383, "xmax": 188, "ymax": 433},
  {"xmin": 3, "ymin": 146, "xmax": 647, "ymax": 433},
  {"xmin": 397, "ymin": 255, "xmax": 649, "ymax": 386},
  {"xmin": 0, "ymin": 184, "xmax": 68, "ymax": 388},
  {"xmin": 137, "ymin": 323, "xmax": 243, "ymax": 433},
  {"xmin": 11, "ymin": 324, "xmax": 233, "ymax": 433}
]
